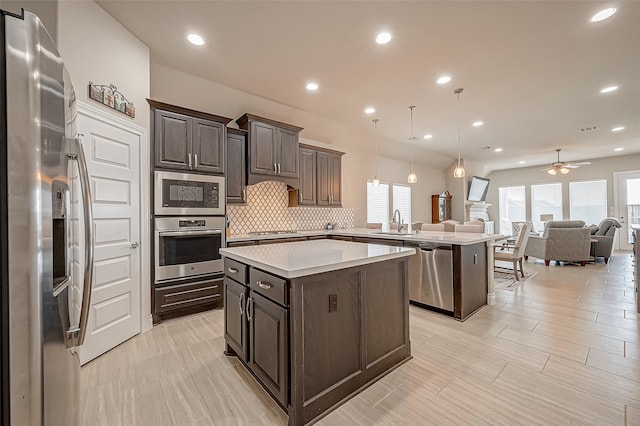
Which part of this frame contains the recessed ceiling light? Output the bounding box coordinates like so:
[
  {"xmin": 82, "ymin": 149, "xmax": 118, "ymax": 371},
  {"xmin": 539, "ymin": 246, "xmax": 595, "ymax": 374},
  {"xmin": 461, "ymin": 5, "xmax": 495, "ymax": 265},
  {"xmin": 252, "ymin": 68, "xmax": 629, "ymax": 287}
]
[
  {"xmin": 423, "ymin": 134, "xmax": 433, "ymax": 140},
  {"xmin": 614, "ymin": 147, "xmax": 624, "ymax": 151},
  {"xmin": 437, "ymin": 76, "xmax": 451, "ymax": 85},
  {"xmin": 187, "ymin": 34, "xmax": 205, "ymax": 46},
  {"xmin": 375, "ymin": 32, "xmax": 392, "ymax": 44},
  {"xmin": 494, "ymin": 148, "xmax": 503, "ymax": 152},
  {"xmin": 472, "ymin": 121, "xmax": 483, "ymax": 127},
  {"xmin": 612, "ymin": 126, "xmax": 625, "ymax": 132},
  {"xmin": 591, "ymin": 7, "xmax": 617, "ymax": 22},
  {"xmin": 364, "ymin": 107, "xmax": 376, "ymax": 114},
  {"xmin": 519, "ymin": 161, "xmax": 526, "ymax": 164},
  {"xmin": 600, "ymin": 86, "xmax": 618, "ymax": 93},
  {"xmin": 306, "ymin": 82, "xmax": 318, "ymax": 91}
]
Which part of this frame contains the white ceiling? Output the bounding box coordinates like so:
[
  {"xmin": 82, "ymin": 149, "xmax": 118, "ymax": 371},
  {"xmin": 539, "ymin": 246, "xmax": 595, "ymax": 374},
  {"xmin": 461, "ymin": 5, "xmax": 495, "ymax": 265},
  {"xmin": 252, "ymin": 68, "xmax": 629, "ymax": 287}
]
[{"xmin": 96, "ymin": 1, "xmax": 640, "ymax": 173}]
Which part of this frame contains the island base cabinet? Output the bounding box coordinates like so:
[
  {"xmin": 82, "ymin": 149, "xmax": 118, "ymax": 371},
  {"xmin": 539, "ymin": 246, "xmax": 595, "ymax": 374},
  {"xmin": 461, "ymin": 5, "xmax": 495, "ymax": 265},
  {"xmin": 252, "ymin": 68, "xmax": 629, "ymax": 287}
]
[
  {"xmin": 223, "ymin": 278, "xmax": 248, "ymax": 362},
  {"xmin": 248, "ymin": 291, "xmax": 289, "ymax": 408}
]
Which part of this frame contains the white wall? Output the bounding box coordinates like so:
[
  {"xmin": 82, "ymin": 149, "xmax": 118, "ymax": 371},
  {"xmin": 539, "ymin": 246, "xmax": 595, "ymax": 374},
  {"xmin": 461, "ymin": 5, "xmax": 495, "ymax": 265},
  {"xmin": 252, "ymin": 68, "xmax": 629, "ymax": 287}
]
[
  {"xmin": 486, "ymin": 153, "xmax": 640, "ymax": 232},
  {"xmin": 57, "ymin": 0, "xmax": 150, "ymax": 130},
  {"xmin": 150, "ymin": 63, "xmax": 446, "ymax": 226}
]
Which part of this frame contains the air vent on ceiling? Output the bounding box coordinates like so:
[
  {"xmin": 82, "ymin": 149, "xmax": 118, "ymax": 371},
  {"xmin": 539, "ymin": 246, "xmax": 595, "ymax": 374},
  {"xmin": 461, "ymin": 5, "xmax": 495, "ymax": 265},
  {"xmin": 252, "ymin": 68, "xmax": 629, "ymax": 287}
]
[
  {"xmin": 480, "ymin": 146, "xmax": 492, "ymax": 150},
  {"xmin": 579, "ymin": 125, "xmax": 599, "ymax": 132}
]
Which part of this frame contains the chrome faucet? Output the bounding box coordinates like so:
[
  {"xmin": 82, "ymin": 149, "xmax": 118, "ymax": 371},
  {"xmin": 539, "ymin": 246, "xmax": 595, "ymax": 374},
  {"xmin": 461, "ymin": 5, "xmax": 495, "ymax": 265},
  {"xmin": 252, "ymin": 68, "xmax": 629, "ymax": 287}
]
[{"xmin": 392, "ymin": 209, "xmax": 403, "ymax": 232}]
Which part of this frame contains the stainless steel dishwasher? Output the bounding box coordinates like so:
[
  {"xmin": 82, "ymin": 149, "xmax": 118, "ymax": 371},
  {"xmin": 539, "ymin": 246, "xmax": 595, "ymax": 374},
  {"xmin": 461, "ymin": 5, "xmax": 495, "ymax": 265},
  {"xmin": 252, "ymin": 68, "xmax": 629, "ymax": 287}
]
[{"xmin": 406, "ymin": 242, "xmax": 454, "ymax": 312}]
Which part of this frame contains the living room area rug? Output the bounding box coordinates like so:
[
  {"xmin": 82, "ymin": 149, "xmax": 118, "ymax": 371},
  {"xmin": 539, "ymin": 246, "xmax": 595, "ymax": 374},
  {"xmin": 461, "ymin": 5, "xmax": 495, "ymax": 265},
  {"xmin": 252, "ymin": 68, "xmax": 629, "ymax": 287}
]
[{"xmin": 494, "ymin": 270, "xmax": 537, "ymax": 290}]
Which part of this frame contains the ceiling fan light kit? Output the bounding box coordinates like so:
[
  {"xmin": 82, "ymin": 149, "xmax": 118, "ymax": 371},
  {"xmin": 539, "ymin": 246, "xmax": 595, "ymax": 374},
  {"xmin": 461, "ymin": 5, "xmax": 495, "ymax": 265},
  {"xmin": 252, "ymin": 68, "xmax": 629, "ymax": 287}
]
[{"xmin": 543, "ymin": 148, "xmax": 591, "ymax": 175}]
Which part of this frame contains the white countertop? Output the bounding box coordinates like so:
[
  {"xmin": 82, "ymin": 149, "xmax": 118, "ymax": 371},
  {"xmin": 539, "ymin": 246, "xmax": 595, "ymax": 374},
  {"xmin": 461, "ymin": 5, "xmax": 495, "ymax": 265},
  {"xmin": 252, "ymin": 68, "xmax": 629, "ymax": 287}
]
[
  {"xmin": 220, "ymin": 239, "xmax": 415, "ymax": 279},
  {"xmin": 228, "ymin": 227, "xmax": 502, "ymax": 246}
]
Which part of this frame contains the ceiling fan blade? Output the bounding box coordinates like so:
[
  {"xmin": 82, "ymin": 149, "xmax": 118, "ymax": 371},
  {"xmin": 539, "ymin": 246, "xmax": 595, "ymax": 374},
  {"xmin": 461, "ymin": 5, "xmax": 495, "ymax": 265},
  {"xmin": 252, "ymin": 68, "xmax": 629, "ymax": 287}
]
[
  {"xmin": 566, "ymin": 165, "xmax": 580, "ymax": 169},
  {"xmin": 571, "ymin": 161, "xmax": 591, "ymax": 166}
]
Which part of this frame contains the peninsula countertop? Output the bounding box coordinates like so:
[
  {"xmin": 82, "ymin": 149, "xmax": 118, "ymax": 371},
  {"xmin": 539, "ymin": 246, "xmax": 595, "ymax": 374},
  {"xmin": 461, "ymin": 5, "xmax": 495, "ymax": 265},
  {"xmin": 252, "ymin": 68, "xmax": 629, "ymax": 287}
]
[
  {"xmin": 227, "ymin": 227, "xmax": 502, "ymax": 246},
  {"xmin": 220, "ymin": 239, "xmax": 415, "ymax": 279}
]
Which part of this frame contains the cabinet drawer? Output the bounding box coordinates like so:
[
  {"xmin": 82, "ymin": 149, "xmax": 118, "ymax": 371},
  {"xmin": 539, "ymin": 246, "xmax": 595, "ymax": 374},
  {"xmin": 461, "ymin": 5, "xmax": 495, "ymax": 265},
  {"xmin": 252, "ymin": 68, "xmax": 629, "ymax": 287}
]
[
  {"xmin": 249, "ymin": 268, "xmax": 287, "ymax": 306},
  {"xmin": 225, "ymin": 258, "xmax": 248, "ymax": 284},
  {"xmin": 155, "ymin": 278, "xmax": 222, "ymax": 313}
]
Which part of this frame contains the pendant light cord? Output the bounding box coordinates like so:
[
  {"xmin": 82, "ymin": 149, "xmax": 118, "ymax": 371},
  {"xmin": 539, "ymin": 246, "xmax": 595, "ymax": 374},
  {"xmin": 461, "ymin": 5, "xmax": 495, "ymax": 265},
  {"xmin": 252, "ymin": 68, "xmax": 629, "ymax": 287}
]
[
  {"xmin": 409, "ymin": 106, "xmax": 415, "ymax": 173},
  {"xmin": 373, "ymin": 119, "xmax": 379, "ymax": 177},
  {"xmin": 455, "ymin": 88, "xmax": 463, "ymax": 167}
]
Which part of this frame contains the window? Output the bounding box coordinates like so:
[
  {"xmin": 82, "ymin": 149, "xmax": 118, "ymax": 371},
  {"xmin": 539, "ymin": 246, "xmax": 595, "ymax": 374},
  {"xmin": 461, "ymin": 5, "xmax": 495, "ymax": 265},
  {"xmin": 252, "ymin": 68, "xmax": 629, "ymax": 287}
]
[
  {"xmin": 569, "ymin": 180, "xmax": 607, "ymax": 226},
  {"xmin": 531, "ymin": 183, "xmax": 562, "ymax": 232},
  {"xmin": 366, "ymin": 181, "xmax": 389, "ymax": 225},
  {"xmin": 498, "ymin": 186, "xmax": 526, "ymax": 236},
  {"xmin": 392, "ymin": 184, "xmax": 412, "ymax": 226}
]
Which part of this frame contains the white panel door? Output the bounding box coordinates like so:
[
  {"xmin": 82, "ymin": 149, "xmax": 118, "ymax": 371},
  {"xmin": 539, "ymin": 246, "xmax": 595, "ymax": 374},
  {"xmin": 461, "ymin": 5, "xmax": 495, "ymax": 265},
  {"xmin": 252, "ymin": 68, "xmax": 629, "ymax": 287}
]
[
  {"xmin": 76, "ymin": 109, "xmax": 142, "ymax": 365},
  {"xmin": 616, "ymin": 171, "xmax": 640, "ymax": 251}
]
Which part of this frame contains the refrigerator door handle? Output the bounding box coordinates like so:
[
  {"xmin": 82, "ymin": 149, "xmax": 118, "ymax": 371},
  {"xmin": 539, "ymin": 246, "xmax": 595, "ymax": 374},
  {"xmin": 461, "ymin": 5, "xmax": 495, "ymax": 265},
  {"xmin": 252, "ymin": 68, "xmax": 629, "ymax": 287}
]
[{"xmin": 65, "ymin": 137, "xmax": 95, "ymax": 347}]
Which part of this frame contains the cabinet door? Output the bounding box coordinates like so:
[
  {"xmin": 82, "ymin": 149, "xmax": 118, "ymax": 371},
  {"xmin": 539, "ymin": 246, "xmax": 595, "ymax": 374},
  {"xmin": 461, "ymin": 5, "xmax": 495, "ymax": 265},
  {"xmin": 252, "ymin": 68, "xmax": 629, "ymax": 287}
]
[
  {"xmin": 298, "ymin": 148, "xmax": 316, "ymax": 205},
  {"xmin": 250, "ymin": 121, "xmax": 277, "ymax": 175},
  {"xmin": 316, "ymin": 152, "xmax": 330, "ymax": 206},
  {"xmin": 248, "ymin": 291, "xmax": 288, "ymax": 407},
  {"xmin": 192, "ymin": 118, "xmax": 224, "ymax": 173},
  {"xmin": 226, "ymin": 132, "xmax": 247, "ymax": 204},
  {"xmin": 329, "ymin": 154, "xmax": 342, "ymax": 206},
  {"xmin": 224, "ymin": 278, "xmax": 248, "ymax": 362},
  {"xmin": 154, "ymin": 109, "xmax": 191, "ymax": 170},
  {"xmin": 277, "ymin": 128, "xmax": 299, "ymax": 178}
]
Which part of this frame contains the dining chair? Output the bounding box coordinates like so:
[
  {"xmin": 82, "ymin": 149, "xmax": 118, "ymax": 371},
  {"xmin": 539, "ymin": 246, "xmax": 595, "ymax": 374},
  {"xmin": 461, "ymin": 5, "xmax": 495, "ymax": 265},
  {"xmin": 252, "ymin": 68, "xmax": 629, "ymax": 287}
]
[
  {"xmin": 421, "ymin": 223, "xmax": 445, "ymax": 231},
  {"xmin": 366, "ymin": 223, "xmax": 383, "ymax": 229},
  {"xmin": 494, "ymin": 222, "xmax": 532, "ymax": 280}
]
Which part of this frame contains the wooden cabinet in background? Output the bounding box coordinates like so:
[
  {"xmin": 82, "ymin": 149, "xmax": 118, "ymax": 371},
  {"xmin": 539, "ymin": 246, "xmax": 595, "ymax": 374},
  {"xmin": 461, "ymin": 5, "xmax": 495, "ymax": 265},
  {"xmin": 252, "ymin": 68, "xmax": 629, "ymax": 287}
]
[
  {"xmin": 149, "ymin": 100, "xmax": 231, "ymax": 174},
  {"xmin": 317, "ymin": 151, "xmax": 342, "ymax": 206},
  {"xmin": 298, "ymin": 147, "xmax": 316, "ymax": 205},
  {"xmin": 226, "ymin": 128, "xmax": 247, "ymax": 204},
  {"xmin": 432, "ymin": 192, "xmax": 452, "ymax": 223},
  {"xmin": 236, "ymin": 113, "xmax": 303, "ymax": 186}
]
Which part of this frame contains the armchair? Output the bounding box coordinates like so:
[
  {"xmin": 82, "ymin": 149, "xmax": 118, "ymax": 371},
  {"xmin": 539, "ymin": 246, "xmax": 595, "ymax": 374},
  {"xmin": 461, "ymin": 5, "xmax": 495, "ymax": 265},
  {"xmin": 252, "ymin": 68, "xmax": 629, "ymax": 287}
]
[
  {"xmin": 524, "ymin": 220, "xmax": 591, "ymax": 266},
  {"xmin": 590, "ymin": 218, "xmax": 622, "ymax": 264}
]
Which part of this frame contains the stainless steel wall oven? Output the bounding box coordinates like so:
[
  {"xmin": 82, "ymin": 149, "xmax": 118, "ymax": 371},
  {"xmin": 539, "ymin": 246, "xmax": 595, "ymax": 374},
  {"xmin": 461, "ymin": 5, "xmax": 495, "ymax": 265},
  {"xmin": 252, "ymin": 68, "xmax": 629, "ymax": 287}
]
[{"xmin": 154, "ymin": 216, "xmax": 226, "ymax": 282}]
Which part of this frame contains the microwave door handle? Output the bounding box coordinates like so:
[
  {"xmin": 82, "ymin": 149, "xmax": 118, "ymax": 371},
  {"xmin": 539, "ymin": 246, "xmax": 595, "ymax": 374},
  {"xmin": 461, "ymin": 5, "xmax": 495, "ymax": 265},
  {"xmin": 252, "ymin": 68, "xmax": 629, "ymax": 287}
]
[
  {"xmin": 158, "ymin": 229, "xmax": 223, "ymax": 237},
  {"xmin": 65, "ymin": 137, "xmax": 94, "ymax": 348}
]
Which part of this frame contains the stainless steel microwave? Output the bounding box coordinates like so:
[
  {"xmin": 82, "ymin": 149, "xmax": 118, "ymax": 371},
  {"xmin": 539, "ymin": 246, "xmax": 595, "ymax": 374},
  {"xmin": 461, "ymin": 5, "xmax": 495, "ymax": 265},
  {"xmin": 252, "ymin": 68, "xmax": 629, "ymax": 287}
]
[{"xmin": 154, "ymin": 171, "xmax": 225, "ymax": 216}]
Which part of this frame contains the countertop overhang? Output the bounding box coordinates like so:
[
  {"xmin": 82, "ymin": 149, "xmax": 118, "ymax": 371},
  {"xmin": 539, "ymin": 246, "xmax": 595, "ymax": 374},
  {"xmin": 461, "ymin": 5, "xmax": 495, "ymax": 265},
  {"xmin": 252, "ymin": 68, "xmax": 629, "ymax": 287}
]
[
  {"xmin": 220, "ymin": 239, "xmax": 415, "ymax": 279},
  {"xmin": 227, "ymin": 228, "xmax": 502, "ymax": 246}
]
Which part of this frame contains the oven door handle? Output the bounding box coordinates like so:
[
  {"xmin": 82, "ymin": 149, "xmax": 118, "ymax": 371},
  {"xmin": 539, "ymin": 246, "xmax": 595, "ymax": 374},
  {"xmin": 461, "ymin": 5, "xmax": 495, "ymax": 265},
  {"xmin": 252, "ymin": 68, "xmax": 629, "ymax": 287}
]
[{"xmin": 157, "ymin": 229, "xmax": 223, "ymax": 237}]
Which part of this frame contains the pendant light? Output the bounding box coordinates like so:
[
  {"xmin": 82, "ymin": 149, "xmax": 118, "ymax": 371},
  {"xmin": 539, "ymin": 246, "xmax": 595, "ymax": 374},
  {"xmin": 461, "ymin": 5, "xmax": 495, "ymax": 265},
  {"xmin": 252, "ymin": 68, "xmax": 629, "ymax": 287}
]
[
  {"xmin": 407, "ymin": 106, "xmax": 417, "ymax": 184},
  {"xmin": 372, "ymin": 119, "xmax": 380, "ymax": 187},
  {"xmin": 453, "ymin": 88, "xmax": 465, "ymax": 178}
]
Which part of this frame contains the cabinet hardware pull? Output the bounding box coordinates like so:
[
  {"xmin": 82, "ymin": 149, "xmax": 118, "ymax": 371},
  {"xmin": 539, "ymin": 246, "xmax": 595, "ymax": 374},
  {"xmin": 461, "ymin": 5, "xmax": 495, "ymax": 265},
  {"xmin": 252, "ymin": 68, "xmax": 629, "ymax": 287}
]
[
  {"xmin": 242, "ymin": 188, "xmax": 246, "ymax": 201},
  {"xmin": 239, "ymin": 291, "xmax": 245, "ymax": 315},
  {"xmin": 473, "ymin": 254, "xmax": 478, "ymax": 265},
  {"xmin": 257, "ymin": 281, "xmax": 272, "ymax": 290},
  {"xmin": 274, "ymin": 162, "xmax": 277, "ymax": 173},
  {"xmin": 299, "ymin": 192, "xmax": 302, "ymax": 203},
  {"xmin": 188, "ymin": 153, "xmax": 192, "ymax": 168},
  {"xmin": 228, "ymin": 267, "xmax": 238, "ymax": 274},
  {"xmin": 246, "ymin": 297, "xmax": 253, "ymax": 320},
  {"xmin": 278, "ymin": 163, "xmax": 281, "ymax": 174},
  {"xmin": 194, "ymin": 153, "xmax": 198, "ymax": 168}
]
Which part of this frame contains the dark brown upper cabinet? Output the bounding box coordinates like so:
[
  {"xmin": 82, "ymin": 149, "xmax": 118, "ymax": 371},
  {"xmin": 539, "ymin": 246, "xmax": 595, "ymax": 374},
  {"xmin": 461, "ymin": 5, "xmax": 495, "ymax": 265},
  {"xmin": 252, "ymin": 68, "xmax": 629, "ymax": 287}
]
[
  {"xmin": 149, "ymin": 100, "xmax": 232, "ymax": 174},
  {"xmin": 317, "ymin": 151, "xmax": 342, "ymax": 207},
  {"xmin": 226, "ymin": 128, "xmax": 247, "ymax": 204},
  {"xmin": 298, "ymin": 147, "xmax": 316, "ymax": 205},
  {"xmin": 236, "ymin": 113, "xmax": 303, "ymax": 187}
]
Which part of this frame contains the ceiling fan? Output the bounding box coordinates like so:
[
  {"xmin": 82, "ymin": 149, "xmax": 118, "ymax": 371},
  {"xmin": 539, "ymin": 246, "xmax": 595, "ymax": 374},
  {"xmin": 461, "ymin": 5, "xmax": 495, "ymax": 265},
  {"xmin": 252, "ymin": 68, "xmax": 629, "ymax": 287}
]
[{"xmin": 542, "ymin": 149, "xmax": 591, "ymax": 175}]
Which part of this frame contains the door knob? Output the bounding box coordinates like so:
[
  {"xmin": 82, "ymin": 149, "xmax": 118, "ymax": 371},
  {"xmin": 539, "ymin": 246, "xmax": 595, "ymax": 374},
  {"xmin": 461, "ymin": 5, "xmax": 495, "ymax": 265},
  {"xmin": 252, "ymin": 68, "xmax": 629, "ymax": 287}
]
[{"xmin": 130, "ymin": 242, "xmax": 140, "ymax": 249}]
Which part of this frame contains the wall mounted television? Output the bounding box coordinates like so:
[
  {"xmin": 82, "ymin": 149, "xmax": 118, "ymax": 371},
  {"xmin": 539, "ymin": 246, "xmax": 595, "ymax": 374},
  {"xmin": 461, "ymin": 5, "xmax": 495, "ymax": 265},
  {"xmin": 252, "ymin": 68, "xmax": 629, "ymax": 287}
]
[{"xmin": 467, "ymin": 176, "xmax": 490, "ymax": 202}]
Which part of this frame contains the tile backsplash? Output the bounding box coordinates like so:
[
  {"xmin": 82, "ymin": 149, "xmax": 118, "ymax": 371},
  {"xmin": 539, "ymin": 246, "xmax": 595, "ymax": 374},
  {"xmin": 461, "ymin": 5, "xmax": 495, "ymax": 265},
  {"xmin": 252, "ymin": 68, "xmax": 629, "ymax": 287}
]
[{"xmin": 227, "ymin": 181, "xmax": 354, "ymax": 235}]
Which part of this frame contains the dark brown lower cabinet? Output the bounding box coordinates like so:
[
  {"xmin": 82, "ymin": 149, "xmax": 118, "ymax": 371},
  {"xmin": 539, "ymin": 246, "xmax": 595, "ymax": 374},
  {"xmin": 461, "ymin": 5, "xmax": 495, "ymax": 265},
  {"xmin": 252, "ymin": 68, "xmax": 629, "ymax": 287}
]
[
  {"xmin": 223, "ymin": 277, "xmax": 248, "ymax": 362},
  {"xmin": 154, "ymin": 275, "xmax": 223, "ymax": 320},
  {"xmin": 248, "ymin": 291, "xmax": 289, "ymax": 408}
]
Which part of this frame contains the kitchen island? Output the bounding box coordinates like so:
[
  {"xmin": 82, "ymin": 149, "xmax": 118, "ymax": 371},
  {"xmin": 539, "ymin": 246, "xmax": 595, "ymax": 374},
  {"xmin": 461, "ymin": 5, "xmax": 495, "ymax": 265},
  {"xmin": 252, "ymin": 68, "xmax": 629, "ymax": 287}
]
[
  {"xmin": 228, "ymin": 228, "xmax": 503, "ymax": 307},
  {"xmin": 220, "ymin": 239, "xmax": 415, "ymax": 425}
]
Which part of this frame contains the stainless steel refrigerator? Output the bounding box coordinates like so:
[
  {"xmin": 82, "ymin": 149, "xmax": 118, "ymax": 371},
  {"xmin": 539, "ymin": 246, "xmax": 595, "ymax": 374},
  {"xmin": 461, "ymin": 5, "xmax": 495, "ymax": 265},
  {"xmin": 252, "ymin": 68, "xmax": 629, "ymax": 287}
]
[{"xmin": 1, "ymin": 9, "xmax": 94, "ymax": 425}]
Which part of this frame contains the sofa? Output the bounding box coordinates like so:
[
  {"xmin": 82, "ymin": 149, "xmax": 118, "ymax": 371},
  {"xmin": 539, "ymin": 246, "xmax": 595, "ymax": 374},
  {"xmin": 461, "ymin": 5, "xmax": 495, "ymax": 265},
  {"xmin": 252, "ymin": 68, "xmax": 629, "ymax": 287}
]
[
  {"xmin": 524, "ymin": 220, "xmax": 592, "ymax": 266},
  {"xmin": 590, "ymin": 218, "xmax": 622, "ymax": 264}
]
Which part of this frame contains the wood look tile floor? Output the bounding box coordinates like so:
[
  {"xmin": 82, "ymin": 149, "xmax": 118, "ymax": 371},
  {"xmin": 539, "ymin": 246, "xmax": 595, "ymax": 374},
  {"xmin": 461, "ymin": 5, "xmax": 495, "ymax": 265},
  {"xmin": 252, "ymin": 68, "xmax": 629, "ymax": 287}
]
[{"xmin": 80, "ymin": 254, "xmax": 639, "ymax": 425}]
